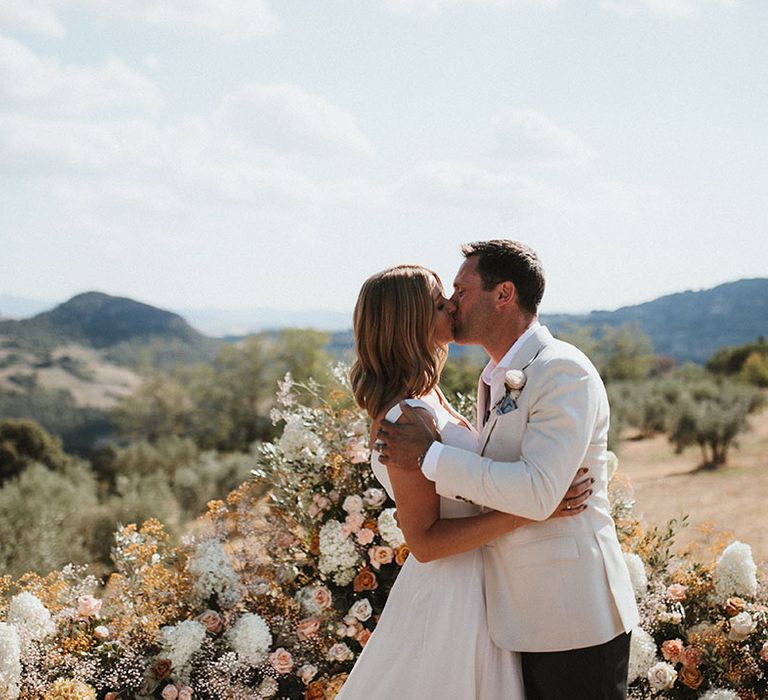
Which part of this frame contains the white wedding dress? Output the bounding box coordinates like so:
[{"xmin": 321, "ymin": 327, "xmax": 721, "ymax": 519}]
[{"xmin": 336, "ymin": 391, "xmax": 525, "ymax": 700}]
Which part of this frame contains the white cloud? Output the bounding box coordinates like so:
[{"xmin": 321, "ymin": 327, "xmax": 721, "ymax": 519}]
[
  {"xmin": 216, "ymin": 83, "xmax": 375, "ymax": 157},
  {"xmin": 601, "ymin": 0, "xmax": 736, "ymax": 19},
  {"xmin": 0, "ymin": 34, "xmax": 162, "ymax": 116},
  {"xmin": 401, "ymin": 160, "xmax": 563, "ymax": 212},
  {"xmin": 83, "ymin": 0, "xmax": 279, "ymax": 36},
  {"xmin": 491, "ymin": 108, "xmax": 592, "ymax": 162},
  {"xmin": 381, "ymin": 0, "xmax": 560, "ymax": 14},
  {"xmin": 0, "ymin": 0, "xmax": 65, "ymax": 36}
]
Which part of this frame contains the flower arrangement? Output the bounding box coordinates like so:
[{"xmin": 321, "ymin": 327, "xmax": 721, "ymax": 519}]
[{"xmin": 0, "ymin": 366, "xmax": 765, "ymax": 699}]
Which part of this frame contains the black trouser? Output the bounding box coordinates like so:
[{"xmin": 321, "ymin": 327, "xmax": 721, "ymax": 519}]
[{"xmin": 521, "ymin": 631, "xmax": 631, "ymax": 700}]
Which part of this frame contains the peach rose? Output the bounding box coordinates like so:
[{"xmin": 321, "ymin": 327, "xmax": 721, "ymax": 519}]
[
  {"xmin": 77, "ymin": 594, "xmax": 102, "ymax": 618},
  {"xmin": 269, "ymin": 648, "xmax": 294, "ymax": 674},
  {"xmin": 327, "ymin": 642, "xmax": 354, "ymax": 662},
  {"xmin": 344, "ymin": 512, "xmax": 365, "ymax": 533},
  {"xmin": 362, "ymin": 519, "xmax": 378, "ymax": 533},
  {"xmin": 298, "ymin": 664, "xmax": 318, "ymax": 685},
  {"xmin": 356, "ymin": 528, "xmax": 374, "ymax": 545},
  {"xmin": 161, "ymin": 685, "xmax": 179, "ymax": 700},
  {"xmin": 680, "ymin": 645, "xmax": 702, "ymax": 668},
  {"xmin": 353, "ymin": 569, "xmax": 378, "ymax": 592},
  {"xmin": 679, "ymin": 665, "xmax": 703, "ymax": 689},
  {"xmin": 305, "ymin": 681, "xmax": 327, "ymax": 700},
  {"xmin": 178, "ymin": 687, "xmax": 193, "ymax": 700},
  {"xmin": 105, "ymin": 694, "xmax": 119, "ymax": 700},
  {"xmin": 666, "ymin": 584, "xmax": 687, "ymax": 602},
  {"xmin": 661, "ymin": 638, "xmax": 684, "ymax": 664},
  {"xmin": 153, "ymin": 659, "xmax": 173, "ymax": 680},
  {"xmin": 296, "ymin": 617, "xmax": 321, "ymax": 641},
  {"xmin": 394, "ymin": 544, "xmax": 410, "ymax": 566},
  {"xmin": 195, "ymin": 609, "xmax": 223, "ymax": 634},
  {"xmin": 356, "ymin": 628, "xmax": 372, "ymax": 647},
  {"xmin": 368, "ymin": 545, "xmax": 394, "ymax": 570},
  {"xmin": 312, "ymin": 586, "xmax": 333, "ymax": 611},
  {"xmin": 724, "ymin": 597, "xmax": 746, "ymax": 617}
]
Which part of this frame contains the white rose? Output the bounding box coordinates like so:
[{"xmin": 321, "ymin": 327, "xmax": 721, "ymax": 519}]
[
  {"xmin": 349, "ymin": 599, "xmax": 373, "ymax": 622},
  {"xmin": 647, "ymin": 661, "xmax": 677, "ymax": 691},
  {"xmin": 327, "ymin": 642, "xmax": 354, "ymax": 662},
  {"xmin": 362, "ymin": 488, "xmax": 386, "ymax": 508},
  {"xmin": 298, "ymin": 664, "xmax": 318, "ymax": 684},
  {"xmin": 728, "ymin": 611, "xmax": 756, "ymax": 642},
  {"xmin": 504, "ymin": 369, "xmax": 526, "ymax": 390},
  {"xmin": 343, "ymin": 495, "xmax": 364, "ymax": 514}
]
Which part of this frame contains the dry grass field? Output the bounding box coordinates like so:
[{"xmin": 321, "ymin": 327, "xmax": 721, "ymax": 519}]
[{"xmin": 617, "ymin": 400, "xmax": 768, "ymax": 572}]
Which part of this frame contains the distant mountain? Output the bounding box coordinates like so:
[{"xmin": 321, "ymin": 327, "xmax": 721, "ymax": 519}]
[
  {"xmin": 0, "ymin": 291, "xmax": 220, "ymax": 364},
  {"xmin": 178, "ymin": 307, "xmax": 352, "ymax": 336},
  {"xmin": 542, "ymin": 279, "xmax": 768, "ymax": 364}
]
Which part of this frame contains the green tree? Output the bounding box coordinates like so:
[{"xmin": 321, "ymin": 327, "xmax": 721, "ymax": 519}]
[
  {"xmin": 0, "ymin": 419, "xmax": 68, "ymax": 483},
  {"xmin": 739, "ymin": 351, "xmax": 768, "ymax": 388}
]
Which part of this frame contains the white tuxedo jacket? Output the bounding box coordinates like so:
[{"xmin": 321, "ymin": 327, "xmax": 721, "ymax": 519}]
[{"xmin": 435, "ymin": 325, "xmax": 639, "ymax": 652}]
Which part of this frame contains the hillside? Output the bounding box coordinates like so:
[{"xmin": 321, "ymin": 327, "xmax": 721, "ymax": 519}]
[{"xmin": 542, "ymin": 278, "xmax": 768, "ymax": 364}]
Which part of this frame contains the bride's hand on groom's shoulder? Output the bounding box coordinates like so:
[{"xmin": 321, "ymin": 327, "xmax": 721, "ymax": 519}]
[{"xmin": 376, "ymin": 402, "xmax": 438, "ymax": 472}]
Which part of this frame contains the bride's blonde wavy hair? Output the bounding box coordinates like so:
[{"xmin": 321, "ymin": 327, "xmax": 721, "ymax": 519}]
[{"xmin": 350, "ymin": 265, "xmax": 448, "ymax": 419}]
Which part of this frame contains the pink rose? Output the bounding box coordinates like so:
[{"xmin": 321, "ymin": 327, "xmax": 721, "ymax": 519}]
[
  {"xmin": 162, "ymin": 685, "xmax": 179, "ymax": 700},
  {"xmin": 356, "ymin": 528, "xmax": 375, "ymax": 545},
  {"xmin": 347, "ymin": 438, "xmax": 369, "ymax": 464},
  {"xmin": 368, "ymin": 545, "xmax": 394, "ymax": 570},
  {"xmin": 760, "ymin": 641, "xmax": 768, "ymax": 663},
  {"xmin": 661, "ymin": 639, "xmax": 684, "ymax": 664},
  {"xmin": 296, "ymin": 617, "xmax": 321, "ymax": 641},
  {"xmin": 312, "ymin": 586, "xmax": 333, "ymax": 610},
  {"xmin": 343, "ymin": 495, "xmax": 364, "ymax": 514},
  {"xmin": 195, "ymin": 610, "xmax": 223, "ymax": 634},
  {"xmin": 178, "ymin": 687, "xmax": 193, "ymax": 700},
  {"xmin": 329, "ymin": 490, "xmax": 340, "ymax": 503},
  {"xmin": 77, "ymin": 594, "xmax": 102, "ymax": 618},
  {"xmin": 666, "ymin": 584, "xmax": 687, "ymax": 602},
  {"xmin": 269, "ymin": 648, "xmax": 294, "ymax": 674},
  {"xmin": 680, "ymin": 645, "xmax": 702, "ymax": 668},
  {"xmin": 327, "ymin": 642, "xmax": 354, "ymax": 662}
]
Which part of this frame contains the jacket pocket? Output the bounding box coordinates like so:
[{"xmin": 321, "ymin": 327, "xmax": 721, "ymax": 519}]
[{"xmin": 509, "ymin": 535, "xmax": 580, "ymax": 567}]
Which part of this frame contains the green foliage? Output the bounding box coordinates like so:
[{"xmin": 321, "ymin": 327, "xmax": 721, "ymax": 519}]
[
  {"xmin": 0, "ymin": 462, "xmax": 100, "ymax": 577},
  {"xmin": 739, "ymin": 350, "xmax": 768, "ymax": 387},
  {"xmin": 706, "ymin": 336, "xmax": 768, "ymax": 378},
  {"xmin": 0, "ymin": 419, "xmax": 68, "ymax": 483},
  {"xmin": 557, "ymin": 323, "xmax": 656, "ymax": 383},
  {"xmin": 439, "ymin": 349, "xmax": 487, "ymax": 405}
]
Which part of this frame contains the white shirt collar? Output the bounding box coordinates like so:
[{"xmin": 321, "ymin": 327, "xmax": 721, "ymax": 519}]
[{"xmin": 481, "ymin": 320, "xmax": 541, "ymax": 386}]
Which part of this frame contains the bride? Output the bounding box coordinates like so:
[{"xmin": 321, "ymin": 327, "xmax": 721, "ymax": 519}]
[{"xmin": 337, "ymin": 265, "xmax": 591, "ymax": 699}]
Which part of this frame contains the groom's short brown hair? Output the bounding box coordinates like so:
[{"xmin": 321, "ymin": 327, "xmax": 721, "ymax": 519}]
[{"xmin": 461, "ymin": 240, "xmax": 545, "ymax": 315}]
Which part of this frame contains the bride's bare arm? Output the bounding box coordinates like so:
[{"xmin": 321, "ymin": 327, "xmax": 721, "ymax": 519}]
[{"xmin": 373, "ymin": 408, "xmax": 591, "ymax": 563}]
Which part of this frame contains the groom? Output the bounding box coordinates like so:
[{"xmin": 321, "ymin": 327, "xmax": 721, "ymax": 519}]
[{"xmin": 378, "ymin": 240, "xmax": 639, "ymax": 699}]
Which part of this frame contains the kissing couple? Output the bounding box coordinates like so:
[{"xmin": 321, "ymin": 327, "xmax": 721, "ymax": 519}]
[{"xmin": 336, "ymin": 240, "xmax": 639, "ymax": 699}]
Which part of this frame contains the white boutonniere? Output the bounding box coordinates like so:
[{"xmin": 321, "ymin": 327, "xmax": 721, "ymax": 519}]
[{"xmin": 494, "ymin": 369, "xmax": 527, "ymax": 415}]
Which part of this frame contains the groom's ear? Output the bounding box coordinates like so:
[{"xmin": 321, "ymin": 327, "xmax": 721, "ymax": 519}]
[{"xmin": 495, "ymin": 281, "xmax": 516, "ymax": 309}]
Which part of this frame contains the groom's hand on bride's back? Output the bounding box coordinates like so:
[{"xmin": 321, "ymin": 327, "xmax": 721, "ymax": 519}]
[{"xmin": 377, "ymin": 402, "xmax": 439, "ymax": 471}]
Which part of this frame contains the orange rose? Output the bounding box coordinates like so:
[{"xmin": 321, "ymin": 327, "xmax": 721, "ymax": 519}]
[
  {"xmin": 353, "ymin": 568, "xmax": 378, "ymax": 592},
  {"xmin": 153, "ymin": 658, "xmax": 173, "ymax": 680},
  {"xmin": 724, "ymin": 597, "xmax": 746, "ymax": 617},
  {"xmin": 362, "ymin": 519, "xmax": 378, "ymax": 533},
  {"xmin": 309, "ymin": 532, "xmax": 320, "ymax": 557},
  {"xmin": 394, "ymin": 544, "xmax": 410, "ymax": 566},
  {"xmin": 356, "ymin": 628, "xmax": 372, "ymax": 647},
  {"xmin": 305, "ymin": 681, "xmax": 326, "ymax": 700},
  {"xmin": 680, "ymin": 665, "xmax": 703, "ymax": 689},
  {"xmin": 661, "ymin": 639, "xmax": 684, "ymax": 664}
]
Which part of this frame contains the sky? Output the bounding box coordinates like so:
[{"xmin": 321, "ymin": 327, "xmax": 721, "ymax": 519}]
[{"xmin": 1, "ymin": 0, "xmax": 766, "ymax": 319}]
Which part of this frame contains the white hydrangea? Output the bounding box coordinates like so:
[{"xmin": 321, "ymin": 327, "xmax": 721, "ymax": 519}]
[
  {"xmin": 715, "ymin": 541, "xmax": 757, "ymax": 599},
  {"xmin": 318, "ymin": 520, "xmax": 360, "ymax": 583},
  {"xmin": 226, "ymin": 613, "xmax": 273, "ymax": 665},
  {"xmin": 0, "ymin": 623, "xmax": 21, "ymax": 700},
  {"xmin": 623, "ymin": 552, "xmax": 648, "ymax": 598},
  {"xmin": 699, "ymin": 691, "xmax": 740, "ymax": 700},
  {"xmin": 188, "ymin": 539, "xmax": 242, "ymax": 608},
  {"xmin": 377, "ymin": 508, "xmax": 405, "ymax": 548},
  {"xmin": 158, "ymin": 620, "xmax": 206, "ymax": 672},
  {"xmin": 278, "ymin": 415, "xmax": 326, "ymax": 464},
  {"xmin": 627, "ymin": 627, "xmax": 657, "ymax": 684},
  {"xmin": 606, "ymin": 450, "xmax": 619, "ymax": 482},
  {"xmin": 7, "ymin": 592, "xmax": 55, "ymax": 642}
]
